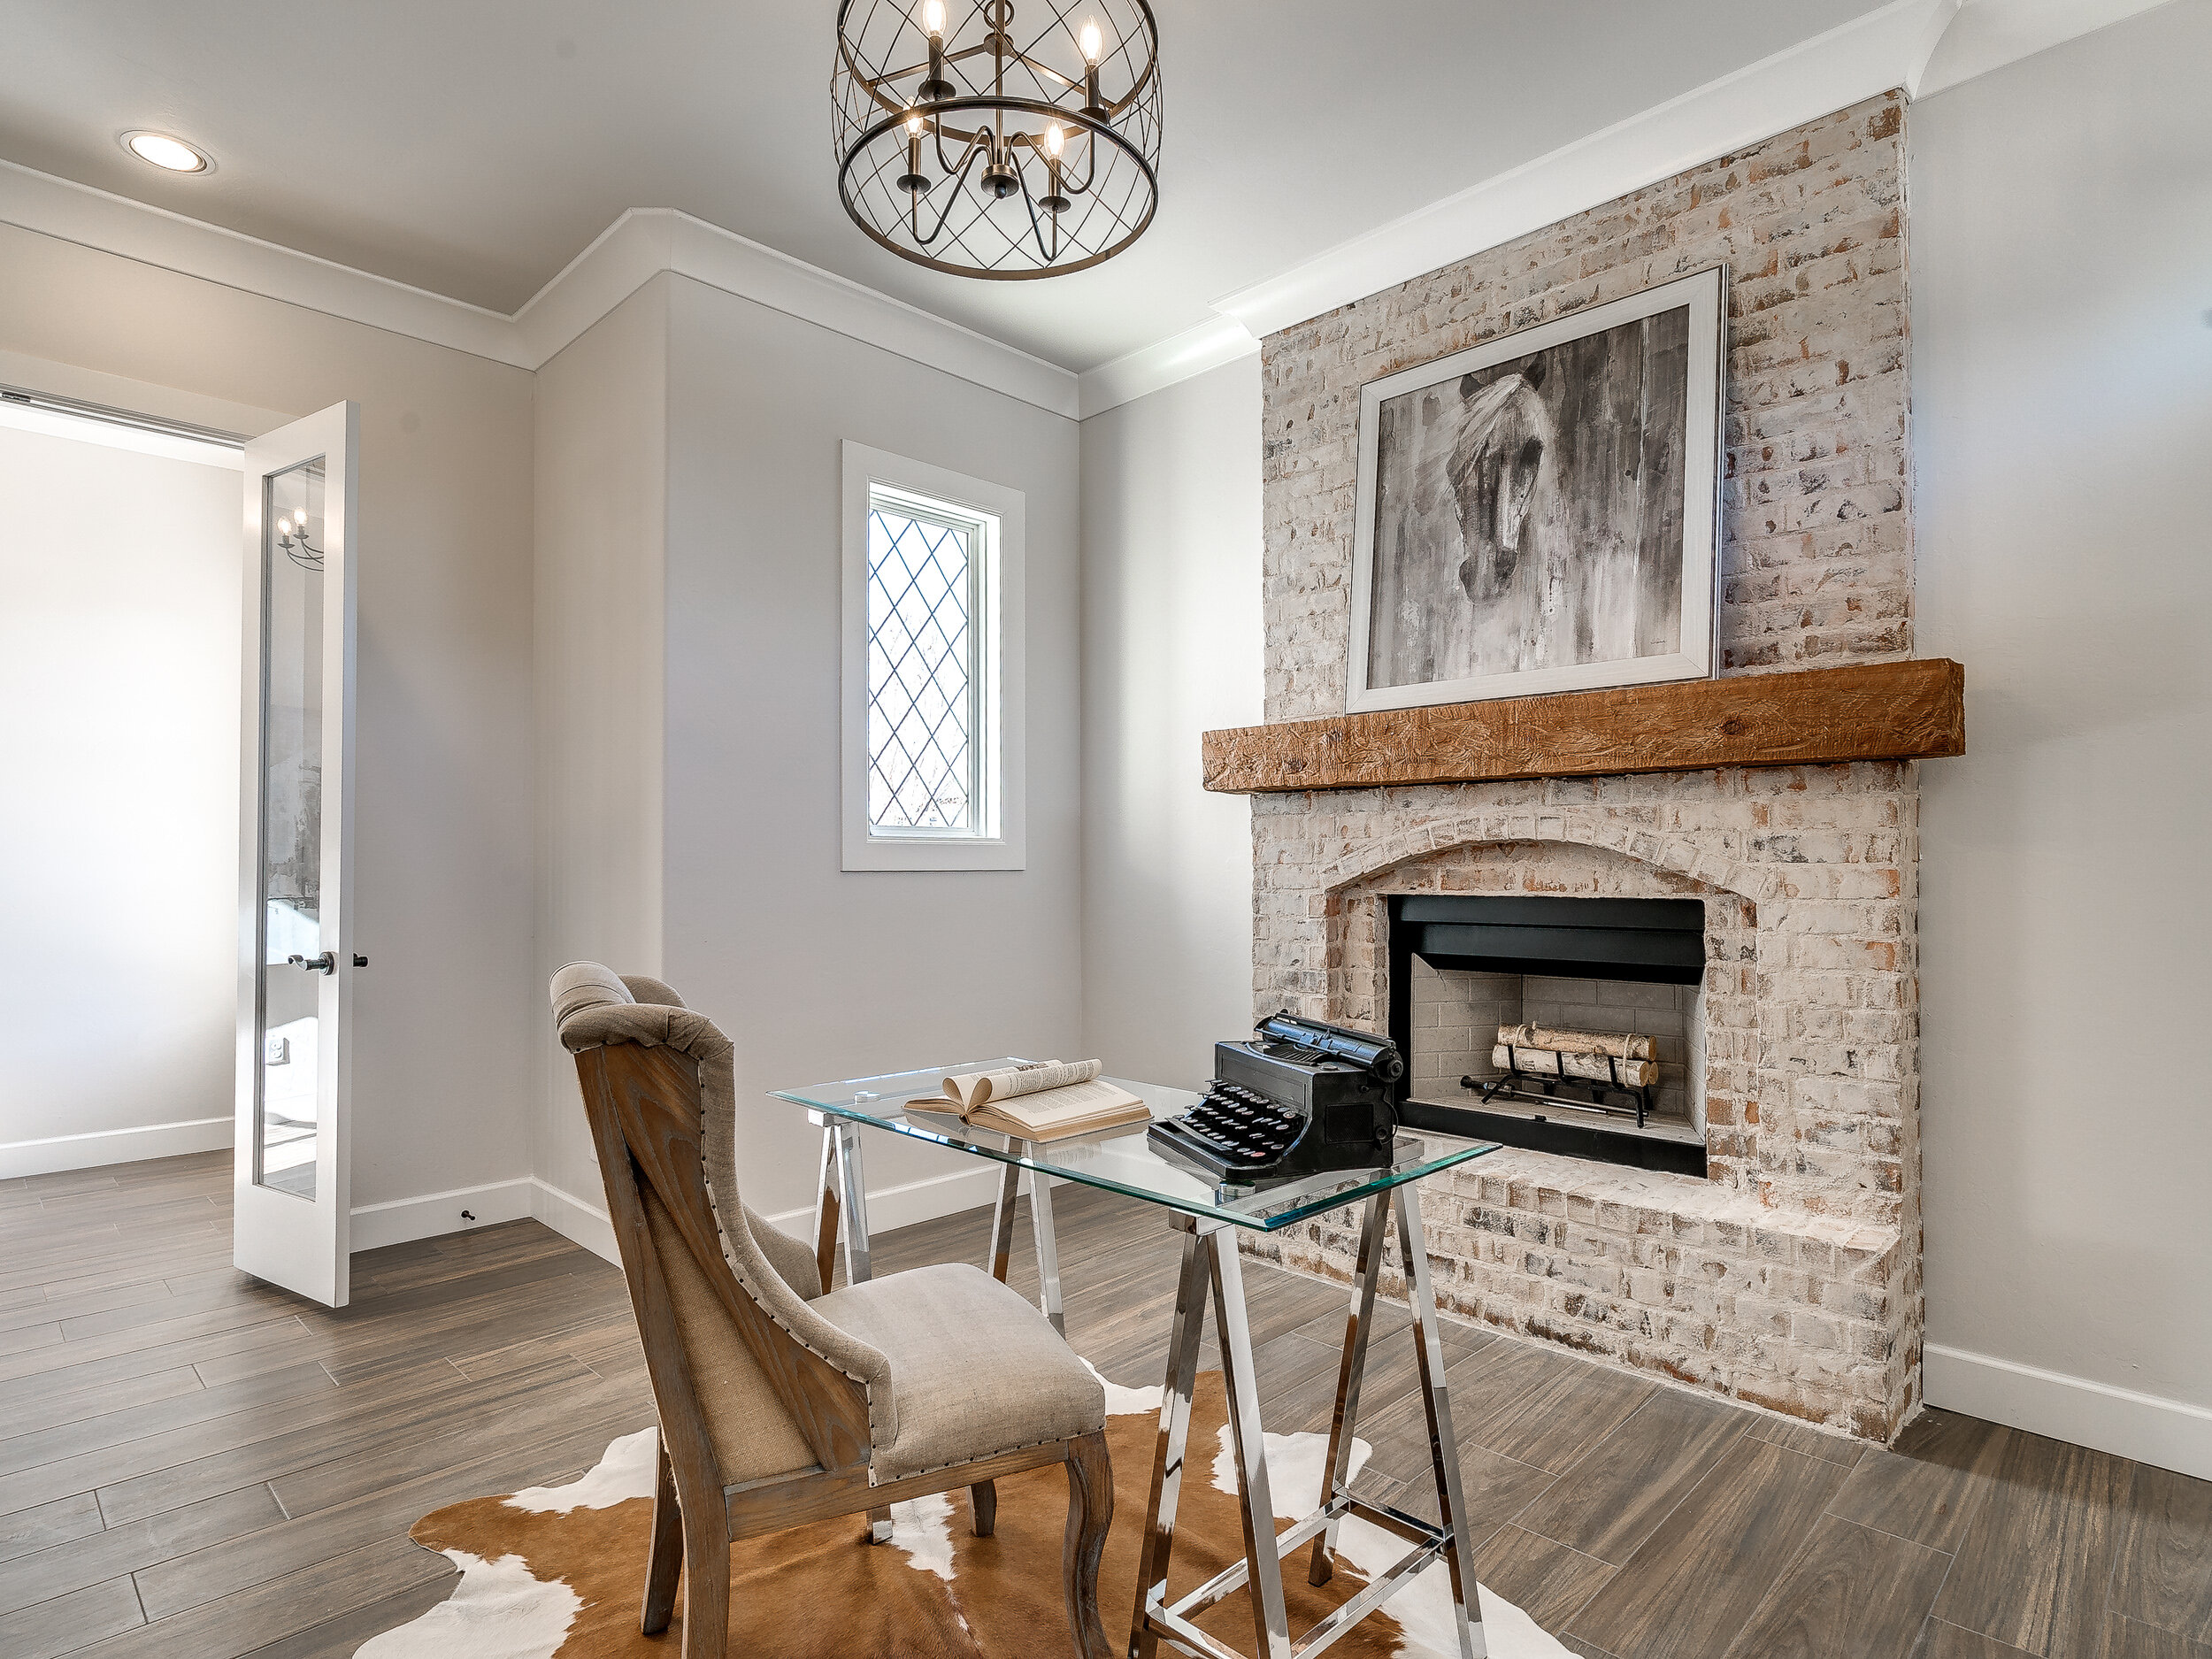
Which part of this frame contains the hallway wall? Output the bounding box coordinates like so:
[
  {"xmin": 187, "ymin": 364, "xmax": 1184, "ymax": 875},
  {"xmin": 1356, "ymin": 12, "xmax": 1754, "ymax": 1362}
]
[{"xmin": 0, "ymin": 420, "xmax": 240, "ymax": 1175}]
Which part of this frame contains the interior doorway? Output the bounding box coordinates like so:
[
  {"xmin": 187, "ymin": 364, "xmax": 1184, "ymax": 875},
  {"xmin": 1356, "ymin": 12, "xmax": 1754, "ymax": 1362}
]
[
  {"xmin": 0, "ymin": 388, "xmax": 244, "ymax": 1180},
  {"xmin": 1, "ymin": 386, "xmax": 365, "ymax": 1309}
]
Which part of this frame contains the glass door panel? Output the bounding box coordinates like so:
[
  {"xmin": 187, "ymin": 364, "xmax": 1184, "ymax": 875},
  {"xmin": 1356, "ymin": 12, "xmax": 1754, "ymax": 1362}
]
[{"xmin": 255, "ymin": 459, "xmax": 326, "ymax": 1198}]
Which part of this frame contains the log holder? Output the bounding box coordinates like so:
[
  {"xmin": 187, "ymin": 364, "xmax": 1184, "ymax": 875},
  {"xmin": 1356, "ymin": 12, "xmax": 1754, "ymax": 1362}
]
[{"xmin": 1461, "ymin": 1043, "xmax": 1655, "ymax": 1130}]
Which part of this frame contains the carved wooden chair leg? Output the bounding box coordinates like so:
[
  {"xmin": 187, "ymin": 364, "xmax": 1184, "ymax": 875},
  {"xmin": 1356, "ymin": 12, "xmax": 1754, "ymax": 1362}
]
[
  {"xmin": 969, "ymin": 1479, "xmax": 998, "ymax": 1537},
  {"xmin": 1062, "ymin": 1431, "xmax": 1114, "ymax": 1659},
  {"xmin": 641, "ymin": 1435, "xmax": 683, "ymax": 1636},
  {"xmin": 681, "ymin": 1490, "xmax": 731, "ymax": 1659}
]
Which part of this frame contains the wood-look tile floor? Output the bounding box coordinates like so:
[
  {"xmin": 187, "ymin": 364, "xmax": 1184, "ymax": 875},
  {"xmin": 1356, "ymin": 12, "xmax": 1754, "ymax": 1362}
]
[{"xmin": 2, "ymin": 1151, "xmax": 2207, "ymax": 1659}]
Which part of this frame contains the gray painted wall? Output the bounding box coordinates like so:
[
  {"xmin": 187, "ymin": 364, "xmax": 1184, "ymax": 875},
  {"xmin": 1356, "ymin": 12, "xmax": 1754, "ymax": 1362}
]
[
  {"xmin": 531, "ymin": 277, "xmax": 672, "ymax": 1211},
  {"xmin": 1078, "ymin": 356, "xmax": 1263, "ymax": 1089},
  {"xmin": 1911, "ymin": 0, "xmax": 2212, "ymax": 1415},
  {"xmin": 659, "ymin": 273, "xmax": 1086, "ymax": 1220},
  {"xmin": 0, "ymin": 426, "xmax": 238, "ymax": 1165}
]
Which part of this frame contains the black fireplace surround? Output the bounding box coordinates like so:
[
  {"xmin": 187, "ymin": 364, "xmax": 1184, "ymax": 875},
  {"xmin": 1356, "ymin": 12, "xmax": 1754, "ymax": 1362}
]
[{"xmin": 1388, "ymin": 895, "xmax": 1709, "ymax": 1176}]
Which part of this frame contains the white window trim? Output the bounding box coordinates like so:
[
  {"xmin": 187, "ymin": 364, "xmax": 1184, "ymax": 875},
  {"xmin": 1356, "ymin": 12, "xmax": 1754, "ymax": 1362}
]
[{"xmin": 841, "ymin": 440, "xmax": 1025, "ymax": 872}]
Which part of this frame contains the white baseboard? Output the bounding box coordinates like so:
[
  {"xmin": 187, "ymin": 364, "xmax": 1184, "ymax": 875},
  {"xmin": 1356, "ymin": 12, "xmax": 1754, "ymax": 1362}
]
[
  {"xmin": 1924, "ymin": 1342, "xmax": 2212, "ymax": 1480},
  {"xmin": 759, "ymin": 1161, "xmax": 1025, "ymax": 1241},
  {"xmin": 0, "ymin": 1115, "xmax": 232, "ymax": 1179},
  {"xmin": 529, "ymin": 1160, "xmax": 1020, "ymax": 1273},
  {"xmin": 349, "ymin": 1178, "xmax": 536, "ymax": 1254},
  {"xmin": 531, "ymin": 1177, "xmax": 619, "ymax": 1266}
]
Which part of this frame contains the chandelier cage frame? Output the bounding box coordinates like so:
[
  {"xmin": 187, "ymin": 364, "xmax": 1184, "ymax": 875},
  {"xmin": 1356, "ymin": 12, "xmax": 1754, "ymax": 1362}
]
[{"xmin": 832, "ymin": 0, "xmax": 1162, "ymax": 280}]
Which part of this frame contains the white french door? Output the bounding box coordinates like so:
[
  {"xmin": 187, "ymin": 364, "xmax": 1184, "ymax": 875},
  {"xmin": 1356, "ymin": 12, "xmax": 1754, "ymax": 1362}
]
[{"xmin": 234, "ymin": 403, "xmax": 358, "ymax": 1307}]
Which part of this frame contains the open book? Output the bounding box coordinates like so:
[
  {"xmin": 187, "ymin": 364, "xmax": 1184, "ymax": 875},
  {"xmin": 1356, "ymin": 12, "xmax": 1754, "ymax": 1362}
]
[{"xmin": 910, "ymin": 1059, "xmax": 1151, "ymax": 1142}]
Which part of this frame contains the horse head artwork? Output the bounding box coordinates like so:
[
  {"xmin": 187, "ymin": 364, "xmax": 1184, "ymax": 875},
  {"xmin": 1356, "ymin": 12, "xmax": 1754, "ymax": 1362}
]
[
  {"xmin": 1446, "ymin": 370, "xmax": 1559, "ymax": 622},
  {"xmin": 1371, "ymin": 364, "xmax": 1579, "ymax": 687}
]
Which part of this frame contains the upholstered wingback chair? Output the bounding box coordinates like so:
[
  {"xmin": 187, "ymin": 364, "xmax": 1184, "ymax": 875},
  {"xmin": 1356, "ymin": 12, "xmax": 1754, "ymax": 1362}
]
[{"xmin": 551, "ymin": 964, "xmax": 1111, "ymax": 1659}]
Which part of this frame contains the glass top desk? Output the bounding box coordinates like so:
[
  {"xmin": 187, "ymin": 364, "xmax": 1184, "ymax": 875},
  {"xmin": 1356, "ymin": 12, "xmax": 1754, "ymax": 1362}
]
[{"xmin": 772, "ymin": 1062, "xmax": 1502, "ymax": 1659}]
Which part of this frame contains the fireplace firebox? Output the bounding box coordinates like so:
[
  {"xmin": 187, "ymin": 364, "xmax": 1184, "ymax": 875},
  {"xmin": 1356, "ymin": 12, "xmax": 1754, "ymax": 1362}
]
[{"xmin": 1388, "ymin": 894, "xmax": 1710, "ymax": 1177}]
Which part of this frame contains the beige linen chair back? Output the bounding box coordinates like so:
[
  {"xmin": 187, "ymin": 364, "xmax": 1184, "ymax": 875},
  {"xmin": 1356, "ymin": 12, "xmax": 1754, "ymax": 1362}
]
[{"xmin": 550, "ymin": 964, "xmax": 893, "ymax": 1484}]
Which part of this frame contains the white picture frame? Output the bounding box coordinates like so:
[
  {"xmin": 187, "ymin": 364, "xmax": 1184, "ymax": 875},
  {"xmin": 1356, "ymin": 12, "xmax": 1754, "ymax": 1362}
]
[{"xmin": 1345, "ymin": 265, "xmax": 1725, "ymax": 712}]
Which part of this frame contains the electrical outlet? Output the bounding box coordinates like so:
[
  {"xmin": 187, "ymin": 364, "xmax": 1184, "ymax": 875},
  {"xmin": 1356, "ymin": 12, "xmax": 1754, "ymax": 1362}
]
[{"xmin": 264, "ymin": 1035, "xmax": 289, "ymax": 1065}]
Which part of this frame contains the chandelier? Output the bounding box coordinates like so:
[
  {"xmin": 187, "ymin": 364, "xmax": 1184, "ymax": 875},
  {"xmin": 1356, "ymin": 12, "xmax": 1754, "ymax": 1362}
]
[{"xmin": 833, "ymin": 0, "xmax": 1161, "ymax": 280}]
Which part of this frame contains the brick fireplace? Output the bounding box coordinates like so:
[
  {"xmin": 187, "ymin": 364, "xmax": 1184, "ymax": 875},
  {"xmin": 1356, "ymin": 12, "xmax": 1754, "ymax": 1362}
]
[{"xmin": 1235, "ymin": 92, "xmax": 1926, "ymax": 1440}]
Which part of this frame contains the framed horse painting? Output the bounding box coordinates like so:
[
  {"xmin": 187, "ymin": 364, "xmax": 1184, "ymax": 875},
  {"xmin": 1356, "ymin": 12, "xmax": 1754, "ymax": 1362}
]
[{"xmin": 1346, "ymin": 264, "xmax": 1725, "ymax": 711}]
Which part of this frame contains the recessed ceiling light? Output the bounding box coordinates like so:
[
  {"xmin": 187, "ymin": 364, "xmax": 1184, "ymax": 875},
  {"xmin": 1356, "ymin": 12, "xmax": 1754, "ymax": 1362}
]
[{"xmin": 121, "ymin": 131, "xmax": 211, "ymax": 173}]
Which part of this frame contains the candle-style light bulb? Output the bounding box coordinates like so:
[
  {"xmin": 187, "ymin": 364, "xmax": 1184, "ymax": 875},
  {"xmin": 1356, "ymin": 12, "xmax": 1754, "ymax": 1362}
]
[
  {"xmin": 898, "ymin": 109, "xmax": 933, "ymax": 194},
  {"xmin": 1079, "ymin": 19, "xmax": 1105, "ymax": 115},
  {"xmin": 919, "ymin": 0, "xmax": 954, "ymax": 100},
  {"xmin": 1040, "ymin": 121, "xmax": 1071, "ymax": 216}
]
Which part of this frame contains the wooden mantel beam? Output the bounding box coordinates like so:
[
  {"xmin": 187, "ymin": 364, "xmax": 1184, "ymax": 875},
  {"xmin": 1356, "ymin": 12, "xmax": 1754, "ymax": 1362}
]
[{"xmin": 1201, "ymin": 658, "xmax": 1965, "ymax": 795}]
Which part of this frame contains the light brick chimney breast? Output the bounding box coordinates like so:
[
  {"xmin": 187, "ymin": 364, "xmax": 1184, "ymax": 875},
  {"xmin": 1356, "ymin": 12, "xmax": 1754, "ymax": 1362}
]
[{"xmin": 1241, "ymin": 92, "xmax": 1924, "ymax": 1440}]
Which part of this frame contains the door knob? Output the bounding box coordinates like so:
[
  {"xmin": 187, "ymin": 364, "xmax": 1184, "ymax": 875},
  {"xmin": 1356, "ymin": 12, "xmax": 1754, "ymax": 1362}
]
[{"xmin": 288, "ymin": 952, "xmax": 337, "ymax": 974}]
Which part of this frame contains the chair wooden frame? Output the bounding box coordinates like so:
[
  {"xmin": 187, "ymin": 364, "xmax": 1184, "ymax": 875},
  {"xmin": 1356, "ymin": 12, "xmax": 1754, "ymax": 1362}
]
[{"xmin": 572, "ymin": 1038, "xmax": 1113, "ymax": 1659}]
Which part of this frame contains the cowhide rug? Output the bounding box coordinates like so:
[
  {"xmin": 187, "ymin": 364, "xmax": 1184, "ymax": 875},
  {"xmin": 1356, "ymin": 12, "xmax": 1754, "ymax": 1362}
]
[{"xmin": 360, "ymin": 1366, "xmax": 1571, "ymax": 1658}]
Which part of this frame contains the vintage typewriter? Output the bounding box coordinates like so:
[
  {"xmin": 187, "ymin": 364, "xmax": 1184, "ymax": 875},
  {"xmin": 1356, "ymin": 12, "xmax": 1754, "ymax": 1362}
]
[{"xmin": 1147, "ymin": 1012, "xmax": 1406, "ymax": 1188}]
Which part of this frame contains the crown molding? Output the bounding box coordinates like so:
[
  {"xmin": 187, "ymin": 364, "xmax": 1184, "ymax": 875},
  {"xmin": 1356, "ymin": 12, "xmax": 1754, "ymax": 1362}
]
[
  {"xmin": 511, "ymin": 208, "xmax": 1080, "ymax": 415},
  {"xmin": 510, "ymin": 207, "xmax": 680, "ymax": 369},
  {"xmin": 1210, "ymin": 0, "xmax": 1960, "ymax": 344},
  {"xmin": 0, "ymin": 167, "xmax": 1079, "ymax": 417},
  {"xmin": 1100, "ymin": 0, "xmax": 2156, "ymax": 412},
  {"xmin": 1914, "ymin": 0, "xmax": 2175, "ymax": 97},
  {"xmin": 0, "ymin": 157, "xmax": 528, "ymax": 365},
  {"xmin": 1077, "ymin": 315, "xmax": 1260, "ymax": 419},
  {"xmin": 1079, "ymin": 0, "xmax": 1966, "ymax": 419},
  {"xmin": 667, "ymin": 212, "xmax": 1077, "ymax": 417}
]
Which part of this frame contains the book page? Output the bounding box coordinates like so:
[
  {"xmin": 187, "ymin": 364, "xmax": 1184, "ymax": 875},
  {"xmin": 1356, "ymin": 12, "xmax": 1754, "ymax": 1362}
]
[
  {"xmin": 943, "ymin": 1058, "xmax": 1102, "ymax": 1110},
  {"xmin": 977, "ymin": 1076, "xmax": 1148, "ymax": 1140}
]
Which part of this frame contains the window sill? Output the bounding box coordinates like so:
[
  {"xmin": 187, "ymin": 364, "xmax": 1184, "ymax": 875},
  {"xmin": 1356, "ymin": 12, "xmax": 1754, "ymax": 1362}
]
[{"xmin": 841, "ymin": 834, "xmax": 1025, "ymax": 872}]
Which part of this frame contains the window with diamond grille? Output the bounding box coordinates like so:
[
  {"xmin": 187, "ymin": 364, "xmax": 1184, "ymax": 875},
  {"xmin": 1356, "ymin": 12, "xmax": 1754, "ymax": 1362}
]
[
  {"xmin": 841, "ymin": 443, "xmax": 1021, "ymax": 872},
  {"xmin": 865, "ymin": 488, "xmax": 992, "ymax": 837}
]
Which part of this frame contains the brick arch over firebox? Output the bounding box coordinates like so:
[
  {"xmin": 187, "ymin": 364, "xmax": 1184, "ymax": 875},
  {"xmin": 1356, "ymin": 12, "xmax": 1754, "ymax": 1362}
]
[
  {"xmin": 1310, "ymin": 806, "xmax": 1783, "ymax": 909},
  {"xmin": 1320, "ymin": 833, "xmax": 1764, "ymax": 1191}
]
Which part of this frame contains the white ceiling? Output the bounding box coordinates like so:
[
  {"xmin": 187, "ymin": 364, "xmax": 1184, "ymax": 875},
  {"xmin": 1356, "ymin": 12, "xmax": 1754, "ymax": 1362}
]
[{"xmin": 0, "ymin": 0, "xmax": 1893, "ymax": 373}]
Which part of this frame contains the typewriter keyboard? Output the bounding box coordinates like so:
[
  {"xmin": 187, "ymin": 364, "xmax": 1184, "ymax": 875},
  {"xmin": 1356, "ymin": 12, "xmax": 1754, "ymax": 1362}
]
[{"xmin": 1149, "ymin": 1079, "xmax": 1310, "ymax": 1173}]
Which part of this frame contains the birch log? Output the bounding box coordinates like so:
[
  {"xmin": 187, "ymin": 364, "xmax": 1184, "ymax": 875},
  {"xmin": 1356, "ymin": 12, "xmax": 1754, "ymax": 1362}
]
[
  {"xmin": 1491, "ymin": 1046, "xmax": 1660, "ymax": 1087},
  {"xmin": 1495, "ymin": 1023, "xmax": 1655, "ymax": 1061}
]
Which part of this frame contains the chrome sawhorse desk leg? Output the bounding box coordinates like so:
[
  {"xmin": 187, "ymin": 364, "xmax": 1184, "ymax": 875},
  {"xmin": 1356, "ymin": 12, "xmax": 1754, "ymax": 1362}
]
[
  {"xmin": 1128, "ymin": 1190, "xmax": 1486, "ymax": 1659},
  {"xmin": 809, "ymin": 1115, "xmax": 894, "ymax": 1544},
  {"xmin": 1309, "ymin": 1190, "xmax": 1386, "ymax": 1586},
  {"xmin": 986, "ymin": 1148, "xmax": 1065, "ymax": 1335}
]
